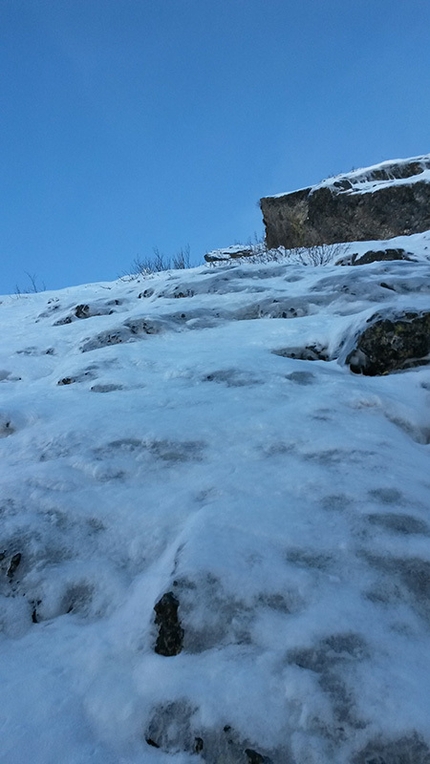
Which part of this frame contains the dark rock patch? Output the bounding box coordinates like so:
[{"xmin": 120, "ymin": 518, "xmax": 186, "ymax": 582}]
[
  {"xmin": 203, "ymin": 369, "xmax": 260, "ymax": 387},
  {"xmin": 288, "ymin": 632, "xmax": 368, "ymax": 674},
  {"xmin": 346, "ymin": 312, "xmax": 430, "ymax": 375},
  {"xmin": 90, "ymin": 383, "xmax": 123, "ymax": 393},
  {"xmin": 353, "ymin": 732, "xmax": 430, "ymax": 764},
  {"xmin": 81, "ymin": 330, "xmax": 128, "ymax": 352},
  {"xmin": 145, "ymin": 707, "xmax": 280, "ymax": 763},
  {"xmin": 80, "ymin": 316, "xmax": 166, "ymax": 352},
  {"xmin": 124, "ymin": 317, "xmax": 164, "ymax": 335},
  {"xmin": 149, "ymin": 439, "xmax": 205, "ymax": 463},
  {"xmin": 1, "ymin": 550, "xmax": 23, "ymax": 586},
  {"xmin": 368, "ymin": 487, "xmax": 404, "ymax": 505},
  {"xmin": 172, "ymin": 574, "xmax": 253, "ymax": 653},
  {"xmin": 154, "ymin": 592, "xmax": 184, "ymax": 656},
  {"xmin": 288, "ymin": 633, "xmax": 368, "ymax": 733},
  {"xmin": 145, "ymin": 700, "xmax": 195, "ymax": 750},
  {"xmin": 7, "ymin": 552, "xmax": 22, "ymax": 579},
  {"xmin": 75, "ymin": 304, "xmax": 92, "ymax": 319},
  {"xmin": 0, "ymin": 414, "xmax": 15, "ymax": 437},
  {"xmin": 57, "ymin": 367, "xmax": 98, "ymax": 386},
  {"xmin": 195, "ymin": 737, "xmax": 204, "ymax": 753},
  {"xmin": 366, "ymin": 512, "xmax": 429, "ymax": 536},
  {"xmin": 286, "ymin": 548, "xmax": 333, "ymax": 570},
  {"xmin": 350, "ymin": 248, "xmax": 413, "ymax": 266},
  {"xmin": 363, "ymin": 553, "xmax": 430, "ymax": 618},
  {"xmin": 204, "ymin": 245, "xmax": 253, "ymax": 263},
  {"xmin": 285, "ymin": 370, "xmax": 315, "ymax": 385},
  {"xmin": 53, "ymin": 315, "xmax": 73, "ymax": 326},
  {"xmin": 245, "ymin": 749, "xmax": 272, "ymax": 764},
  {"xmin": 273, "ymin": 344, "xmax": 330, "ymax": 362},
  {"xmin": 61, "ymin": 582, "xmax": 94, "ymax": 616}
]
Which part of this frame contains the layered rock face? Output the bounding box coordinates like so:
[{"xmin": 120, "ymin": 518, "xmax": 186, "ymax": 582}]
[{"xmin": 260, "ymin": 155, "xmax": 430, "ymax": 250}]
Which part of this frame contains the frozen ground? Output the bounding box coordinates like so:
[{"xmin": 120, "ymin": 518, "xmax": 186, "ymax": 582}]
[{"xmin": 1, "ymin": 234, "xmax": 430, "ymax": 763}]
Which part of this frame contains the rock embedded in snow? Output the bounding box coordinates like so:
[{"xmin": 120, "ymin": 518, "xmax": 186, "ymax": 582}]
[
  {"xmin": 347, "ymin": 247, "xmax": 413, "ymax": 266},
  {"xmin": 204, "ymin": 245, "xmax": 254, "ymax": 263},
  {"xmin": 154, "ymin": 591, "xmax": 184, "ymax": 656},
  {"xmin": 347, "ymin": 310, "xmax": 430, "ymax": 375}
]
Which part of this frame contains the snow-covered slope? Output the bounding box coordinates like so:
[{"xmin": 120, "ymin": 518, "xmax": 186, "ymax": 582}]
[{"xmin": 1, "ymin": 235, "xmax": 430, "ymax": 764}]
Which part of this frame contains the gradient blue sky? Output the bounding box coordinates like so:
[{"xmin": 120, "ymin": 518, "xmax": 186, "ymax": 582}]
[{"xmin": 1, "ymin": 0, "xmax": 429, "ymax": 294}]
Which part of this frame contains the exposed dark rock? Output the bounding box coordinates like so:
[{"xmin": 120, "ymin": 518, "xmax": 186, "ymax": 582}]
[
  {"xmin": 336, "ymin": 247, "xmax": 413, "ymax": 266},
  {"xmin": 352, "ymin": 732, "xmax": 430, "ymax": 764},
  {"xmin": 145, "ymin": 701, "xmax": 195, "ymax": 752},
  {"xmin": 204, "ymin": 246, "xmax": 253, "ymax": 263},
  {"xmin": 285, "ymin": 370, "xmax": 315, "ymax": 385},
  {"xmin": 346, "ymin": 311, "xmax": 430, "ymax": 375},
  {"xmin": 366, "ymin": 512, "xmax": 429, "ymax": 536},
  {"xmin": 75, "ymin": 304, "xmax": 91, "ymax": 319},
  {"xmin": 245, "ymin": 749, "xmax": 271, "ymax": 764},
  {"xmin": 53, "ymin": 316, "xmax": 73, "ymax": 326},
  {"xmin": 145, "ymin": 707, "xmax": 279, "ymax": 764},
  {"xmin": 154, "ymin": 592, "xmax": 184, "ymax": 656},
  {"xmin": 7, "ymin": 552, "xmax": 22, "ymax": 579},
  {"xmin": 351, "ymin": 248, "xmax": 413, "ymax": 266},
  {"xmin": 90, "ymin": 383, "xmax": 123, "ymax": 393},
  {"xmin": 31, "ymin": 602, "xmax": 40, "ymax": 624},
  {"xmin": 145, "ymin": 738, "xmax": 160, "ymax": 748},
  {"xmin": 273, "ymin": 344, "xmax": 330, "ymax": 362},
  {"xmin": 260, "ymin": 155, "xmax": 430, "ymax": 249},
  {"xmin": 74, "ymin": 304, "xmax": 115, "ymax": 319}
]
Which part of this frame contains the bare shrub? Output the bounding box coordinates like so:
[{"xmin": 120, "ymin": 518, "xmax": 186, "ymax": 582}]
[
  {"xmin": 15, "ymin": 272, "xmax": 46, "ymax": 295},
  {"xmin": 292, "ymin": 242, "xmax": 347, "ymax": 265},
  {"xmin": 172, "ymin": 245, "xmax": 191, "ymax": 270}
]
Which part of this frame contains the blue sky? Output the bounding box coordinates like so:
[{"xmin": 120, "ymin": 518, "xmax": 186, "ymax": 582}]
[{"xmin": 1, "ymin": 0, "xmax": 429, "ymax": 294}]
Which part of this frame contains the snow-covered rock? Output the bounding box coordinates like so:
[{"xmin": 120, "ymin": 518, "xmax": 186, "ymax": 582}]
[{"xmin": 261, "ymin": 154, "xmax": 430, "ymax": 250}]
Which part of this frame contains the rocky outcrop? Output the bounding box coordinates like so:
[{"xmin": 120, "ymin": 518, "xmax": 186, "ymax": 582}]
[{"xmin": 260, "ymin": 155, "xmax": 430, "ymax": 250}]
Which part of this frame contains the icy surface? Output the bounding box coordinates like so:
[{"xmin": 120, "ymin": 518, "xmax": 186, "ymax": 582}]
[{"xmin": 1, "ymin": 235, "xmax": 430, "ymax": 763}]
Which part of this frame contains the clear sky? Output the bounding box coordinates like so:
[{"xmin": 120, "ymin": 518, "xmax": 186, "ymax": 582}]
[{"xmin": 1, "ymin": 0, "xmax": 429, "ymax": 295}]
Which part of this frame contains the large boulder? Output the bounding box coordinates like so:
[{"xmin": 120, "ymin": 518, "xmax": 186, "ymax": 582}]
[{"xmin": 260, "ymin": 155, "xmax": 430, "ymax": 249}]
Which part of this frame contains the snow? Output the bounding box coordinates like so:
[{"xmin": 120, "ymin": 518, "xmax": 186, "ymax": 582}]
[{"xmin": 1, "ymin": 236, "xmax": 430, "ymax": 762}]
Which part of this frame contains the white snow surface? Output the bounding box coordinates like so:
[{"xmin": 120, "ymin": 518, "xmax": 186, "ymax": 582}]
[{"xmin": 1, "ymin": 238, "xmax": 430, "ymax": 763}]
